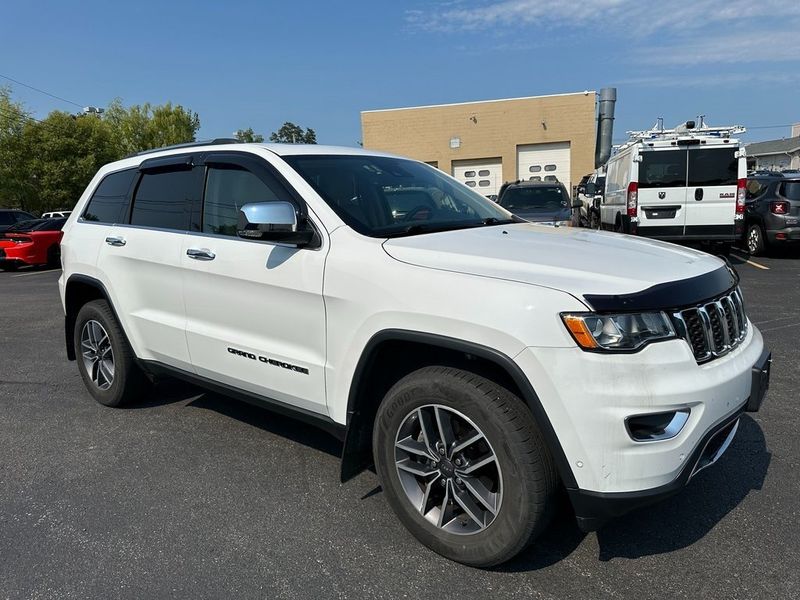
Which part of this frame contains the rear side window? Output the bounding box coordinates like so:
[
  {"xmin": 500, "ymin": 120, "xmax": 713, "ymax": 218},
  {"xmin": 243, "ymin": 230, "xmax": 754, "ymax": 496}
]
[
  {"xmin": 688, "ymin": 148, "xmax": 737, "ymax": 187},
  {"xmin": 130, "ymin": 169, "xmax": 199, "ymax": 231},
  {"xmin": 83, "ymin": 169, "xmax": 137, "ymax": 223},
  {"xmin": 203, "ymin": 166, "xmax": 286, "ymax": 236},
  {"xmin": 780, "ymin": 181, "xmax": 800, "ymax": 200},
  {"xmin": 639, "ymin": 151, "xmax": 687, "ymax": 188},
  {"xmin": 0, "ymin": 212, "xmax": 14, "ymax": 225}
]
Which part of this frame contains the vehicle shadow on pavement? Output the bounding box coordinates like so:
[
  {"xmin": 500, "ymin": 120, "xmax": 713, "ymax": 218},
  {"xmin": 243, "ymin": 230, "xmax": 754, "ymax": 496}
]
[
  {"xmin": 593, "ymin": 414, "xmax": 770, "ymax": 561},
  {"xmin": 185, "ymin": 392, "xmax": 344, "ymax": 458},
  {"xmin": 499, "ymin": 415, "xmax": 770, "ymax": 571}
]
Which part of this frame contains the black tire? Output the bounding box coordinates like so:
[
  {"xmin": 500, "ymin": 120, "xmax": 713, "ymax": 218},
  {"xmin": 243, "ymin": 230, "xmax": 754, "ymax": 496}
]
[
  {"xmin": 746, "ymin": 223, "xmax": 767, "ymax": 256},
  {"xmin": 46, "ymin": 244, "xmax": 60, "ymax": 268},
  {"xmin": 373, "ymin": 366, "xmax": 558, "ymax": 567},
  {"xmin": 0, "ymin": 262, "xmax": 20, "ymax": 271},
  {"xmin": 73, "ymin": 299, "xmax": 148, "ymax": 407}
]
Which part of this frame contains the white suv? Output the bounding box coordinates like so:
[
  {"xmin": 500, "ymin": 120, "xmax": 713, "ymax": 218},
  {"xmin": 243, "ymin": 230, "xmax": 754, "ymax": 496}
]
[{"xmin": 59, "ymin": 141, "xmax": 771, "ymax": 567}]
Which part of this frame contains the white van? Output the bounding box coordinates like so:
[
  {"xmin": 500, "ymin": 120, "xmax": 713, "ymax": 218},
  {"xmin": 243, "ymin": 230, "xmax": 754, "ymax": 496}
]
[{"xmin": 600, "ymin": 121, "xmax": 747, "ymax": 253}]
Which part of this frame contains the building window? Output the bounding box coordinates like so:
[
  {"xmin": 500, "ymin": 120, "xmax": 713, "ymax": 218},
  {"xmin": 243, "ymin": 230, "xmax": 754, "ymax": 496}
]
[
  {"xmin": 478, "ymin": 180, "xmax": 490, "ymax": 187},
  {"xmin": 529, "ymin": 176, "xmax": 542, "ymax": 182},
  {"xmin": 465, "ymin": 180, "xmax": 477, "ymax": 187},
  {"xmin": 464, "ymin": 170, "xmax": 476, "ymax": 178},
  {"xmin": 478, "ymin": 169, "xmax": 490, "ymax": 177},
  {"xmin": 529, "ymin": 165, "xmax": 542, "ymax": 173},
  {"xmin": 544, "ymin": 164, "xmax": 557, "ymax": 172},
  {"xmin": 544, "ymin": 175, "xmax": 558, "ymax": 182}
]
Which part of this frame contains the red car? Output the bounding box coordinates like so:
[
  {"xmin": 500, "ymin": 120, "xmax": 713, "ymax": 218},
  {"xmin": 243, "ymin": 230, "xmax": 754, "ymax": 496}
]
[{"xmin": 0, "ymin": 218, "xmax": 67, "ymax": 271}]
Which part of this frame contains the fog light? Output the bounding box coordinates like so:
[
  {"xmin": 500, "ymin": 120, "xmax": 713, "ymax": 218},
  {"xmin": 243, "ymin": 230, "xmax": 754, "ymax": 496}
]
[{"xmin": 626, "ymin": 409, "xmax": 690, "ymax": 442}]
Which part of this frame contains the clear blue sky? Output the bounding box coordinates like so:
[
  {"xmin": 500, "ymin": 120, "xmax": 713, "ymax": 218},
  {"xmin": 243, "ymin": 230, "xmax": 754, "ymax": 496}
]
[{"xmin": 2, "ymin": 0, "xmax": 798, "ymax": 146}]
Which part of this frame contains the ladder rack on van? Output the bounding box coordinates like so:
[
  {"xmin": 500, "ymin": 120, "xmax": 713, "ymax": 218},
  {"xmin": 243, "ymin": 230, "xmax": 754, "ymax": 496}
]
[{"xmin": 624, "ymin": 121, "xmax": 746, "ymax": 147}]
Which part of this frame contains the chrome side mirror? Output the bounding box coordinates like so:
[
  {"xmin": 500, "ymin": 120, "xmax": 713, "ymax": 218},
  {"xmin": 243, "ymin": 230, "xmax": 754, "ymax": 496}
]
[{"xmin": 237, "ymin": 202, "xmax": 315, "ymax": 246}]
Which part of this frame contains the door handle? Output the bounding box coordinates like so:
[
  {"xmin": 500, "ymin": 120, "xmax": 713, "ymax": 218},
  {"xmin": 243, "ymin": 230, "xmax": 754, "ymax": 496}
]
[
  {"xmin": 105, "ymin": 236, "xmax": 126, "ymax": 247},
  {"xmin": 695, "ymin": 188, "xmax": 704, "ymax": 201},
  {"xmin": 186, "ymin": 248, "xmax": 216, "ymax": 261}
]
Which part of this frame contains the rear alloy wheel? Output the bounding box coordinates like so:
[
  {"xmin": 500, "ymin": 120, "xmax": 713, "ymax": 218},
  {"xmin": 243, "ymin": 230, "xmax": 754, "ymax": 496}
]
[
  {"xmin": 74, "ymin": 299, "xmax": 149, "ymax": 407},
  {"xmin": 374, "ymin": 367, "xmax": 558, "ymax": 567},
  {"xmin": 80, "ymin": 320, "xmax": 115, "ymax": 390},
  {"xmin": 747, "ymin": 224, "xmax": 766, "ymax": 256}
]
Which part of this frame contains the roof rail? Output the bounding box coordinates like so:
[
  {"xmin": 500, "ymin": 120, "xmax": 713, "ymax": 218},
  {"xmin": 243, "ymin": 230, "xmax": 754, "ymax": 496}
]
[{"xmin": 127, "ymin": 138, "xmax": 242, "ymax": 158}]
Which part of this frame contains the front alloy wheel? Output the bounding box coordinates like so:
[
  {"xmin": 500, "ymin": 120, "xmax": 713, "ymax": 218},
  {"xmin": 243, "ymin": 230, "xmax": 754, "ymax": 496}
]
[
  {"xmin": 394, "ymin": 404, "xmax": 502, "ymax": 535},
  {"xmin": 374, "ymin": 367, "xmax": 557, "ymax": 567}
]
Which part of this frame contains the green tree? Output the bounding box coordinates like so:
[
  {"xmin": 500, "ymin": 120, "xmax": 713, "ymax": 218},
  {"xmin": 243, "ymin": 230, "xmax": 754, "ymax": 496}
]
[
  {"xmin": 269, "ymin": 121, "xmax": 317, "ymax": 144},
  {"xmin": 234, "ymin": 127, "xmax": 264, "ymax": 143},
  {"xmin": 104, "ymin": 98, "xmax": 200, "ymax": 155},
  {"xmin": 0, "ymin": 87, "xmax": 33, "ymax": 209},
  {"xmin": 21, "ymin": 111, "xmax": 119, "ymax": 213}
]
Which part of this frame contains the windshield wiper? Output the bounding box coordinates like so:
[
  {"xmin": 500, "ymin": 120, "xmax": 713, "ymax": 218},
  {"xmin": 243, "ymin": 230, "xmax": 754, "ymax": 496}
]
[{"xmin": 384, "ymin": 218, "xmax": 517, "ymax": 238}]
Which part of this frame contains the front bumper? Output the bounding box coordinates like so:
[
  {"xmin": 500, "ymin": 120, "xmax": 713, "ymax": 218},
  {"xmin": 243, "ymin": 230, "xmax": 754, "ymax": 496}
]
[
  {"xmin": 515, "ymin": 326, "xmax": 769, "ymax": 529},
  {"xmin": 571, "ymin": 345, "xmax": 769, "ymax": 531}
]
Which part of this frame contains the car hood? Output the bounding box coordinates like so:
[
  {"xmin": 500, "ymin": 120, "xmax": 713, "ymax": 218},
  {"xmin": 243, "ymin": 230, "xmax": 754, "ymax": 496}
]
[{"xmin": 382, "ymin": 223, "xmax": 726, "ymax": 303}]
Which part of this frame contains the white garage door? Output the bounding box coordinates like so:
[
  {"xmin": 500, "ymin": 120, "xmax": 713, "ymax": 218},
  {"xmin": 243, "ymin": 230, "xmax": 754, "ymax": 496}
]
[
  {"xmin": 452, "ymin": 158, "xmax": 503, "ymax": 199},
  {"xmin": 517, "ymin": 142, "xmax": 571, "ymax": 191}
]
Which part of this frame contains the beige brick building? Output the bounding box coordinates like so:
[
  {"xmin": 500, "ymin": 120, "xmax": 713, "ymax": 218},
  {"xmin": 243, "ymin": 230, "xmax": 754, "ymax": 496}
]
[{"xmin": 361, "ymin": 91, "xmax": 597, "ymax": 198}]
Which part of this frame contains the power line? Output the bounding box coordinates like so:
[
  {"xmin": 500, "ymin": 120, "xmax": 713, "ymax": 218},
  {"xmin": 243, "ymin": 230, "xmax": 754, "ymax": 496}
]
[{"xmin": 0, "ymin": 72, "xmax": 84, "ymax": 109}]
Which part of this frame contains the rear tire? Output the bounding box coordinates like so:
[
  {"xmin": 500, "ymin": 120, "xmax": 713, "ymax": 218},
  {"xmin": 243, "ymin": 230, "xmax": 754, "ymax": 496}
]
[
  {"xmin": 46, "ymin": 244, "xmax": 60, "ymax": 268},
  {"xmin": 373, "ymin": 366, "xmax": 558, "ymax": 567},
  {"xmin": 74, "ymin": 299, "xmax": 149, "ymax": 407},
  {"xmin": 0, "ymin": 262, "xmax": 19, "ymax": 271},
  {"xmin": 746, "ymin": 223, "xmax": 767, "ymax": 256}
]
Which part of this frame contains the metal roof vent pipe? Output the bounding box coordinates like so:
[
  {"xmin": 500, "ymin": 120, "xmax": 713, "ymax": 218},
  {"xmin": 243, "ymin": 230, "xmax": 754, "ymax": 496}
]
[{"xmin": 595, "ymin": 87, "xmax": 617, "ymax": 168}]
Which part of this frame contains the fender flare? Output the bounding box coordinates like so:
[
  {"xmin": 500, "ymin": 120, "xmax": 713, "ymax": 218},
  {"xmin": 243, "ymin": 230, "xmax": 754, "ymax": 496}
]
[
  {"xmin": 340, "ymin": 329, "xmax": 578, "ymax": 489},
  {"xmin": 63, "ymin": 274, "xmax": 131, "ymax": 361}
]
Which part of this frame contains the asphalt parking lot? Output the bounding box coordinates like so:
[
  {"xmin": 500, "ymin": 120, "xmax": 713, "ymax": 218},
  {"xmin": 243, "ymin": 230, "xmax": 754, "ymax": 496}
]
[{"xmin": 1, "ymin": 248, "xmax": 799, "ymax": 600}]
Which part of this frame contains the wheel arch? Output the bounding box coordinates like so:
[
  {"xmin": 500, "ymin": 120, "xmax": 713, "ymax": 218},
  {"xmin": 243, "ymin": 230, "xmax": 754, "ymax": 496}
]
[
  {"xmin": 64, "ymin": 275, "xmax": 130, "ymax": 361},
  {"xmin": 339, "ymin": 329, "xmax": 578, "ymax": 490}
]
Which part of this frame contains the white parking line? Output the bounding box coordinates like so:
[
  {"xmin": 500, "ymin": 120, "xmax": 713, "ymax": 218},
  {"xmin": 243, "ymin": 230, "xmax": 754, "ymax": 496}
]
[{"xmin": 10, "ymin": 269, "xmax": 61, "ymax": 278}]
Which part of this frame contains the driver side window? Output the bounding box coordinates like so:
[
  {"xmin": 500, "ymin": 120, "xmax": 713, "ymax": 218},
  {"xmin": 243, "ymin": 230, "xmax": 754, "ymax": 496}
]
[{"xmin": 203, "ymin": 166, "xmax": 286, "ymax": 236}]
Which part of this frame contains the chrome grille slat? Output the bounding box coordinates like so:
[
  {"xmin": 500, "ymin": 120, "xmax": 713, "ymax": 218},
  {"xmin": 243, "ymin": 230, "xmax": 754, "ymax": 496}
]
[{"xmin": 671, "ymin": 287, "xmax": 748, "ymax": 364}]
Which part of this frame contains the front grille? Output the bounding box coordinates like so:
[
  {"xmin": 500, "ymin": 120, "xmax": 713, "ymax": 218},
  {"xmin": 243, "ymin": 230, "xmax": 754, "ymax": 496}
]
[{"xmin": 671, "ymin": 287, "xmax": 748, "ymax": 363}]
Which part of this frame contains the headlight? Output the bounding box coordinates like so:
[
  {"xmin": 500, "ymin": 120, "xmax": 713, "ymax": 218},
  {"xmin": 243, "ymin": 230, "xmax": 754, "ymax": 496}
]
[{"xmin": 561, "ymin": 312, "xmax": 675, "ymax": 351}]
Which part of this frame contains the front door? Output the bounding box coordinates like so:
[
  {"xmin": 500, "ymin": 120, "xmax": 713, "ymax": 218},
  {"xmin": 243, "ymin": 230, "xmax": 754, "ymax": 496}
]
[
  {"xmin": 636, "ymin": 149, "xmax": 688, "ymax": 237},
  {"xmin": 181, "ymin": 153, "xmax": 328, "ymax": 415}
]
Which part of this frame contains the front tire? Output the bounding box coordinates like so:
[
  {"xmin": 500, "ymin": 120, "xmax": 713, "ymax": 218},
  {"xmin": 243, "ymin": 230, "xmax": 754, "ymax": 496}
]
[
  {"xmin": 74, "ymin": 299, "xmax": 148, "ymax": 407},
  {"xmin": 373, "ymin": 367, "xmax": 558, "ymax": 567}
]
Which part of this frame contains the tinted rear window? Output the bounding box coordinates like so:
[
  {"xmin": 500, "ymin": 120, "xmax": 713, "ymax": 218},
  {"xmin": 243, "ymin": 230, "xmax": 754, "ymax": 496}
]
[
  {"xmin": 499, "ymin": 186, "xmax": 569, "ymax": 211},
  {"xmin": 688, "ymin": 148, "xmax": 737, "ymax": 187},
  {"xmin": 781, "ymin": 181, "xmax": 800, "ymax": 200},
  {"xmin": 83, "ymin": 169, "xmax": 137, "ymax": 223},
  {"xmin": 130, "ymin": 169, "xmax": 199, "ymax": 231},
  {"xmin": 0, "ymin": 212, "xmax": 15, "ymax": 225},
  {"xmin": 639, "ymin": 151, "xmax": 687, "ymax": 188}
]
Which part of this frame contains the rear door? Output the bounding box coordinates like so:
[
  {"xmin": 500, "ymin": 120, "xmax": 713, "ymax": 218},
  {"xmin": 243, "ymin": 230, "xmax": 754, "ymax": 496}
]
[
  {"xmin": 96, "ymin": 157, "xmax": 203, "ymax": 372},
  {"xmin": 636, "ymin": 149, "xmax": 688, "ymax": 237},
  {"xmin": 683, "ymin": 146, "xmax": 738, "ymax": 237}
]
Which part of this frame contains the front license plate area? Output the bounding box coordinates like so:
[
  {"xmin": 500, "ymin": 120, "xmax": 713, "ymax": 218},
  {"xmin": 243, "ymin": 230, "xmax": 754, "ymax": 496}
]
[{"xmin": 747, "ymin": 350, "xmax": 771, "ymax": 412}]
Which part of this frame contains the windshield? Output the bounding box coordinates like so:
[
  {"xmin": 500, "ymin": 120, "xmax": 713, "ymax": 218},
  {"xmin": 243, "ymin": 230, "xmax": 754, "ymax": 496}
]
[
  {"xmin": 499, "ymin": 186, "xmax": 569, "ymax": 212},
  {"xmin": 283, "ymin": 155, "xmax": 515, "ymax": 237}
]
